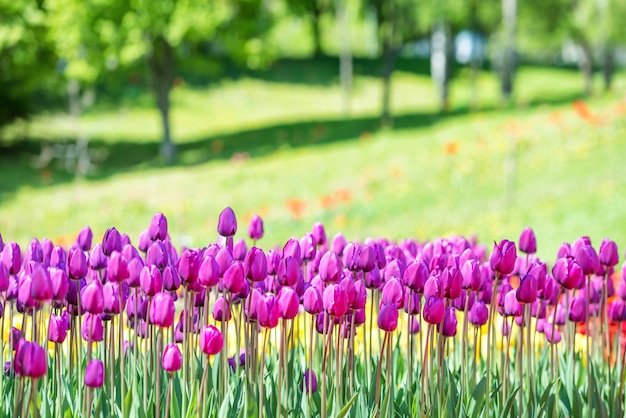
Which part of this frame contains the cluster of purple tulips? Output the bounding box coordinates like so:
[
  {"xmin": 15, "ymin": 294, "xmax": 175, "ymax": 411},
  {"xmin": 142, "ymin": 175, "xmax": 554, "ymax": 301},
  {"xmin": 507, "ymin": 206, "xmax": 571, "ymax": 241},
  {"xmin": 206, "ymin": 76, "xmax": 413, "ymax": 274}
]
[{"xmin": 1, "ymin": 207, "xmax": 625, "ymax": 416}]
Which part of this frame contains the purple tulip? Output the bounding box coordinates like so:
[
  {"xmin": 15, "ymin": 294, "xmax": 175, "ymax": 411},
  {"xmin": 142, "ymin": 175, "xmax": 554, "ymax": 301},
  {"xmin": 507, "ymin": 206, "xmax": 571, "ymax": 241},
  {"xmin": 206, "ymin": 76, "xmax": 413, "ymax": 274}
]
[
  {"xmin": 233, "ymin": 239, "xmax": 247, "ymax": 261},
  {"xmin": 503, "ymin": 290, "xmax": 521, "ymax": 316},
  {"xmin": 441, "ymin": 266, "xmax": 462, "ymax": 300},
  {"xmin": 223, "ymin": 261, "xmax": 245, "ymax": 293},
  {"xmin": 162, "ymin": 265, "xmax": 180, "ymax": 292},
  {"xmin": 403, "ymin": 260, "xmax": 428, "ymax": 292},
  {"xmin": 0, "ymin": 263, "xmax": 8, "ymax": 293},
  {"xmin": 323, "ymin": 284, "xmax": 348, "ymax": 317},
  {"xmin": 103, "ymin": 282, "xmax": 123, "ymax": 314},
  {"xmin": 15, "ymin": 341, "xmax": 47, "ymax": 379},
  {"xmin": 352, "ymin": 279, "xmax": 367, "ymax": 310},
  {"xmin": 76, "ymin": 226, "xmax": 93, "ymax": 252},
  {"xmin": 178, "ymin": 249, "xmax": 200, "ymax": 284},
  {"xmin": 599, "ymin": 238, "xmax": 619, "ymax": 267},
  {"xmin": 277, "ymin": 256, "xmax": 299, "ymax": 286},
  {"xmin": 319, "ymin": 251, "xmax": 342, "ymax": 283},
  {"xmin": 85, "ymin": 359, "xmax": 104, "ymax": 388},
  {"xmin": 489, "ymin": 240, "xmax": 517, "ymax": 276},
  {"xmin": 30, "ymin": 263, "xmax": 53, "ymax": 302},
  {"xmin": 440, "ymin": 308, "xmax": 458, "ymax": 337},
  {"xmin": 516, "ymin": 274, "xmax": 538, "ymax": 304},
  {"xmin": 258, "ymin": 294, "xmax": 281, "ymax": 328},
  {"xmin": 378, "ymin": 303, "xmax": 398, "ymax": 332},
  {"xmin": 146, "ymin": 241, "xmax": 167, "ymax": 270},
  {"xmin": 424, "ymin": 275, "xmax": 443, "ymax": 299},
  {"xmin": 461, "ymin": 259, "xmax": 482, "ymax": 291},
  {"xmin": 332, "ymin": 233, "xmax": 347, "ymax": 256},
  {"xmin": 575, "ymin": 244, "xmax": 601, "ymax": 276},
  {"xmin": 312, "ymin": 223, "xmax": 326, "ymax": 246},
  {"xmin": 50, "ymin": 246, "xmax": 67, "ymax": 270},
  {"xmin": 68, "ymin": 247, "xmax": 88, "ymax": 280},
  {"xmin": 48, "ymin": 314, "xmax": 68, "ymax": 344},
  {"xmin": 552, "ymin": 257, "xmax": 584, "ymax": 290},
  {"xmin": 363, "ymin": 266, "xmax": 382, "ymax": 289},
  {"xmin": 609, "ymin": 299, "xmax": 625, "ymax": 323},
  {"xmin": 212, "ymin": 296, "xmax": 232, "ymax": 322},
  {"xmin": 149, "ymin": 213, "xmax": 168, "ymax": 241},
  {"xmin": 201, "ymin": 325, "xmax": 224, "ymax": 355},
  {"xmin": 468, "ymin": 301, "xmax": 489, "ymax": 326},
  {"xmin": 245, "ymin": 247, "xmax": 267, "ymax": 282},
  {"xmin": 140, "ymin": 265, "xmax": 163, "ymax": 296},
  {"xmin": 278, "ymin": 287, "xmax": 299, "ymax": 320},
  {"xmin": 303, "ymin": 286, "xmax": 323, "ymax": 315},
  {"xmin": 543, "ymin": 322, "xmax": 561, "ymax": 344},
  {"xmin": 107, "ymin": 252, "xmax": 129, "ymax": 282},
  {"xmin": 198, "ymin": 254, "xmax": 220, "ymax": 287},
  {"xmin": 569, "ymin": 296, "xmax": 586, "ymax": 323},
  {"xmin": 518, "ymin": 227, "xmax": 537, "ymax": 254},
  {"xmin": 381, "ymin": 278, "xmax": 404, "ymax": 309},
  {"xmin": 81, "ymin": 313, "xmax": 104, "ymax": 342},
  {"xmin": 217, "ymin": 207, "xmax": 237, "ymax": 237},
  {"xmin": 423, "ymin": 296, "xmax": 445, "ymax": 325},
  {"xmin": 302, "ymin": 369, "xmax": 318, "ymax": 393},
  {"xmin": 102, "ymin": 227, "xmax": 122, "ymax": 256},
  {"xmin": 17, "ymin": 275, "xmax": 36, "ymax": 309},
  {"xmin": 248, "ymin": 215, "xmax": 264, "ymax": 241},
  {"xmin": 150, "ymin": 292, "xmax": 175, "ymax": 328},
  {"xmin": 162, "ymin": 344, "xmax": 182, "ymax": 373},
  {"xmin": 1, "ymin": 242, "xmax": 22, "ymax": 275}
]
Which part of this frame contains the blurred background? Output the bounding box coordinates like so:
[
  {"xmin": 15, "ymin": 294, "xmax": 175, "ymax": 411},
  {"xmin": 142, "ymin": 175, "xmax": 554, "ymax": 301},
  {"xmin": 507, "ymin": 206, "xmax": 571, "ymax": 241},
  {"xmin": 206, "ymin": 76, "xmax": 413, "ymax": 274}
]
[{"xmin": 1, "ymin": 0, "xmax": 626, "ymax": 258}]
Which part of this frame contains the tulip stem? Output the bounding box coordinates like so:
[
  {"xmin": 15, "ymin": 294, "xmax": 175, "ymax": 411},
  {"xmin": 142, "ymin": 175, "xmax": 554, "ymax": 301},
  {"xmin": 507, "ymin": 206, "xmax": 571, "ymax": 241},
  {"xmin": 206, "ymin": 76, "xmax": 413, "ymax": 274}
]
[
  {"xmin": 56, "ymin": 344, "xmax": 62, "ymax": 415},
  {"xmin": 259, "ymin": 328, "xmax": 269, "ymax": 418},
  {"xmin": 586, "ymin": 275, "xmax": 592, "ymax": 414},
  {"xmin": 277, "ymin": 319, "xmax": 285, "ymax": 418},
  {"xmin": 308, "ymin": 316, "xmax": 314, "ymax": 405},
  {"xmin": 460, "ymin": 290, "xmax": 470, "ymax": 401},
  {"xmin": 165, "ymin": 374, "xmax": 172, "ymax": 418},
  {"xmin": 518, "ymin": 320, "xmax": 523, "ymax": 416},
  {"xmin": 156, "ymin": 328, "xmax": 162, "ymax": 418},
  {"xmin": 485, "ymin": 272, "xmax": 500, "ymax": 414},
  {"xmin": 198, "ymin": 356, "xmax": 210, "ymax": 418},
  {"xmin": 421, "ymin": 324, "xmax": 432, "ymax": 418},
  {"xmin": 118, "ymin": 286, "xmax": 125, "ymax": 418},
  {"xmin": 374, "ymin": 332, "xmax": 389, "ymax": 418}
]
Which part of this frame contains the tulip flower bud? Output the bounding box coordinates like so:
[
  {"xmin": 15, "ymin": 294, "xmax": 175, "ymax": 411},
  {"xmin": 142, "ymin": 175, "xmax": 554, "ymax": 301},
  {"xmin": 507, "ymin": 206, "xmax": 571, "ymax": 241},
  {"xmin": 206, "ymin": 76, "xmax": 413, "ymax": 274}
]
[
  {"xmin": 441, "ymin": 266, "xmax": 462, "ymax": 300},
  {"xmin": 278, "ymin": 287, "xmax": 299, "ymax": 320},
  {"xmin": 223, "ymin": 261, "xmax": 245, "ymax": 294},
  {"xmin": 378, "ymin": 303, "xmax": 398, "ymax": 332},
  {"xmin": 76, "ymin": 226, "xmax": 93, "ymax": 252},
  {"xmin": 352, "ymin": 279, "xmax": 367, "ymax": 310},
  {"xmin": 357, "ymin": 244, "xmax": 376, "ymax": 272},
  {"xmin": 311, "ymin": 222, "xmax": 326, "ymax": 247},
  {"xmin": 543, "ymin": 322, "xmax": 561, "ymax": 344},
  {"xmin": 30, "ymin": 263, "xmax": 53, "ymax": 302},
  {"xmin": 200, "ymin": 325, "xmax": 224, "ymax": 355},
  {"xmin": 609, "ymin": 299, "xmax": 626, "ymax": 323},
  {"xmin": 323, "ymin": 284, "xmax": 348, "ymax": 317},
  {"xmin": 552, "ymin": 257, "xmax": 584, "ymax": 290},
  {"xmin": 245, "ymin": 247, "xmax": 267, "ymax": 282},
  {"xmin": 217, "ymin": 207, "xmax": 237, "ymax": 237},
  {"xmin": 140, "ymin": 265, "xmax": 163, "ymax": 296},
  {"xmin": 149, "ymin": 213, "xmax": 168, "ymax": 241},
  {"xmin": 278, "ymin": 256, "xmax": 299, "ymax": 286},
  {"xmin": 15, "ymin": 341, "xmax": 47, "ymax": 379},
  {"xmin": 146, "ymin": 241, "xmax": 167, "ymax": 270},
  {"xmin": 489, "ymin": 240, "xmax": 517, "ymax": 276},
  {"xmin": 300, "ymin": 234, "xmax": 317, "ymax": 263},
  {"xmin": 17, "ymin": 275, "xmax": 36, "ymax": 309},
  {"xmin": 302, "ymin": 369, "xmax": 318, "ymax": 394},
  {"xmin": 138, "ymin": 229, "xmax": 151, "ymax": 253},
  {"xmin": 1, "ymin": 242, "xmax": 22, "ymax": 275},
  {"xmin": 81, "ymin": 313, "xmax": 104, "ymax": 342},
  {"xmin": 247, "ymin": 215, "xmax": 264, "ymax": 241},
  {"xmin": 303, "ymin": 286, "xmax": 323, "ymax": 315},
  {"xmin": 49, "ymin": 246, "xmax": 67, "ymax": 270},
  {"xmin": 258, "ymin": 294, "xmax": 281, "ymax": 328},
  {"xmin": 102, "ymin": 227, "xmax": 122, "ymax": 256},
  {"xmin": 518, "ymin": 227, "xmax": 537, "ymax": 254},
  {"xmin": 48, "ymin": 314, "xmax": 68, "ymax": 344},
  {"xmin": 0, "ymin": 263, "xmax": 9, "ymax": 293},
  {"xmin": 403, "ymin": 260, "xmax": 429, "ymax": 292},
  {"xmin": 197, "ymin": 254, "xmax": 219, "ymax": 288},
  {"xmin": 363, "ymin": 266, "xmax": 381, "ymax": 289},
  {"xmin": 85, "ymin": 359, "xmax": 104, "ymax": 388},
  {"xmin": 424, "ymin": 275, "xmax": 442, "ymax": 299},
  {"xmin": 332, "ymin": 233, "xmax": 347, "ymax": 256},
  {"xmin": 107, "ymin": 252, "xmax": 129, "ymax": 283},
  {"xmin": 568, "ymin": 296, "xmax": 586, "ymax": 323},
  {"xmin": 162, "ymin": 343, "xmax": 182, "ymax": 373},
  {"xmin": 68, "ymin": 247, "xmax": 88, "ymax": 280},
  {"xmin": 423, "ymin": 296, "xmax": 445, "ymax": 325},
  {"xmin": 82, "ymin": 279, "xmax": 104, "ymax": 314},
  {"xmin": 461, "ymin": 259, "xmax": 481, "ymax": 291},
  {"xmin": 468, "ymin": 301, "xmax": 488, "ymax": 326},
  {"xmin": 150, "ymin": 292, "xmax": 175, "ymax": 328},
  {"xmin": 599, "ymin": 238, "xmax": 619, "ymax": 267},
  {"xmin": 575, "ymin": 244, "xmax": 601, "ymax": 276},
  {"xmin": 381, "ymin": 278, "xmax": 404, "ymax": 309},
  {"xmin": 178, "ymin": 249, "xmax": 199, "ymax": 284},
  {"xmin": 440, "ymin": 308, "xmax": 457, "ymax": 337},
  {"xmin": 503, "ymin": 290, "xmax": 521, "ymax": 316},
  {"xmin": 516, "ymin": 274, "xmax": 538, "ymax": 304},
  {"xmin": 319, "ymin": 251, "xmax": 342, "ymax": 283}
]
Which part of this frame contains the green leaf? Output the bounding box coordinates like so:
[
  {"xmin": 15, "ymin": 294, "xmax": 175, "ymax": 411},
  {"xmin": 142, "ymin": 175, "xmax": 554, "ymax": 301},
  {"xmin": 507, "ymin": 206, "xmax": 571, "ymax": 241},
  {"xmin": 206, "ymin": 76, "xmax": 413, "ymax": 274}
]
[
  {"xmin": 335, "ymin": 392, "xmax": 359, "ymax": 418},
  {"xmin": 499, "ymin": 386, "xmax": 520, "ymax": 418},
  {"xmin": 123, "ymin": 385, "xmax": 133, "ymax": 418}
]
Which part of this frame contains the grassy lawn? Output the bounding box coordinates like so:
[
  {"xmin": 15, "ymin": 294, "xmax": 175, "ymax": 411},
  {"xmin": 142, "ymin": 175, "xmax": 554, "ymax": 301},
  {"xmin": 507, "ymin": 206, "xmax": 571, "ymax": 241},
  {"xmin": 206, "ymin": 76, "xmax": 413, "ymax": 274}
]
[{"xmin": 1, "ymin": 60, "xmax": 625, "ymax": 260}]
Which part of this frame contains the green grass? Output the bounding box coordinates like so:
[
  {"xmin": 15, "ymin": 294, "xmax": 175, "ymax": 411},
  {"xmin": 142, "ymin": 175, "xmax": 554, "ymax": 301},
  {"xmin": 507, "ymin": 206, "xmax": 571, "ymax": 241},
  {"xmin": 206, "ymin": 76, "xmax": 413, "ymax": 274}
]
[{"xmin": 1, "ymin": 60, "xmax": 625, "ymax": 260}]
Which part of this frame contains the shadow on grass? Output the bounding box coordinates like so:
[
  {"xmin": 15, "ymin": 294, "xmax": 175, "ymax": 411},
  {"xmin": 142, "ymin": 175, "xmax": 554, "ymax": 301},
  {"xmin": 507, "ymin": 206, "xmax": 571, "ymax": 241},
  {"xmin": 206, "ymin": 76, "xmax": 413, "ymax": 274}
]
[{"xmin": 0, "ymin": 88, "xmax": 587, "ymax": 202}]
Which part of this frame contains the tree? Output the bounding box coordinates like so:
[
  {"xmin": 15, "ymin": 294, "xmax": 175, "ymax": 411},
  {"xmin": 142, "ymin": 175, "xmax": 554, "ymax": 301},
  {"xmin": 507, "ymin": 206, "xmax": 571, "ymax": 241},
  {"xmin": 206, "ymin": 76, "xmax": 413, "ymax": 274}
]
[
  {"xmin": 48, "ymin": 0, "xmax": 272, "ymax": 162},
  {"xmin": 0, "ymin": 0, "xmax": 59, "ymax": 131},
  {"xmin": 286, "ymin": 0, "xmax": 331, "ymax": 57}
]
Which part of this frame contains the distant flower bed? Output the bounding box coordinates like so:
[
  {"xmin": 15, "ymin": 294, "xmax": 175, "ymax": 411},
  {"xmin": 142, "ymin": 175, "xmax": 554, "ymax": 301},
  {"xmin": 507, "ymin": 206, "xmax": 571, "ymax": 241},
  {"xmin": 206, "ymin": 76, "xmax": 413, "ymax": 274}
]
[{"xmin": 0, "ymin": 209, "xmax": 624, "ymax": 417}]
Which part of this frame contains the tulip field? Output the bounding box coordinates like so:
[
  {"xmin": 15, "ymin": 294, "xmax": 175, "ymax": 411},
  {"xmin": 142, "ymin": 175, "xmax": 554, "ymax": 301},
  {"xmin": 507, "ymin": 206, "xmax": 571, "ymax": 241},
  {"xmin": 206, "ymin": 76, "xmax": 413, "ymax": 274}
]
[{"xmin": 2, "ymin": 207, "xmax": 626, "ymax": 417}]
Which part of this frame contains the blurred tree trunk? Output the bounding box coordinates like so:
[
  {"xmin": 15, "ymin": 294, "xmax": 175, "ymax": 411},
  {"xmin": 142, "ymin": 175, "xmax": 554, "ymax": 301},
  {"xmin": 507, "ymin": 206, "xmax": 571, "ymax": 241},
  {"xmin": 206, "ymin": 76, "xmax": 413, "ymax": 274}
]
[
  {"xmin": 602, "ymin": 46, "xmax": 614, "ymax": 92},
  {"xmin": 311, "ymin": 3, "xmax": 323, "ymax": 57},
  {"xmin": 336, "ymin": 0, "xmax": 352, "ymax": 116},
  {"xmin": 380, "ymin": 3, "xmax": 396, "ymax": 127},
  {"xmin": 431, "ymin": 22, "xmax": 452, "ymax": 111},
  {"xmin": 501, "ymin": 0, "xmax": 517, "ymax": 103},
  {"xmin": 149, "ymin": 35, "xmax": 176, "ymax": 163},
  {"xmin": 468, "ymin": 0, "xmax": 481, "ymax": 110},
  {"xmin": 577, "ymin": 39, "xmax": 593, "ymax": 96}
]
